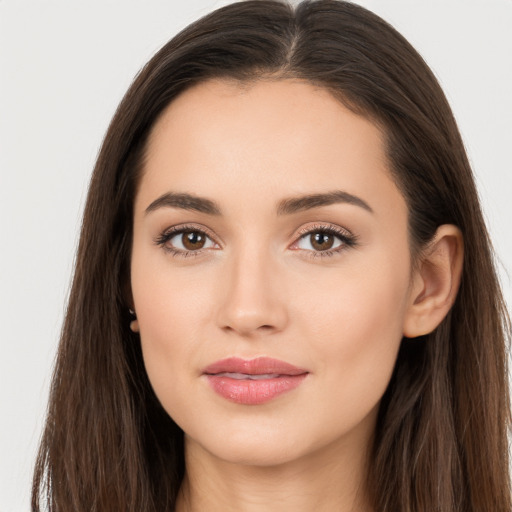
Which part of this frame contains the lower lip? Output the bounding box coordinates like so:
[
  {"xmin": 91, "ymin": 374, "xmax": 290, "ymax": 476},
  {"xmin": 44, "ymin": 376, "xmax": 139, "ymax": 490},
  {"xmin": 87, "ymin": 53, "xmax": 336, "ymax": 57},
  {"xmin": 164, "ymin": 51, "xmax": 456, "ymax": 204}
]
[{"xmin": 205, "ymin": 374, "xmax": 308, "ymax": 405}]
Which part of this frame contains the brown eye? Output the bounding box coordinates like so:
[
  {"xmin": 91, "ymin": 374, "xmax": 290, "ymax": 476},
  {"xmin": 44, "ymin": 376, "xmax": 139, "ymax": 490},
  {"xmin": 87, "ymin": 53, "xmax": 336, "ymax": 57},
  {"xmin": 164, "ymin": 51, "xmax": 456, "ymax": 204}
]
[
  {"xmin": 182, "ymin": 231, "xmax": 206, "ymax": 250},
  {"xmin": 294, "ymin": 228, "xmax": 349, "ymax": 254},
  {"xmin": 310, "ymin": 232, "xmax": 335, "ymax": 251},
  {"xmin": 157, "ymin": 227, "xmax": 217, "ymax": 254}
]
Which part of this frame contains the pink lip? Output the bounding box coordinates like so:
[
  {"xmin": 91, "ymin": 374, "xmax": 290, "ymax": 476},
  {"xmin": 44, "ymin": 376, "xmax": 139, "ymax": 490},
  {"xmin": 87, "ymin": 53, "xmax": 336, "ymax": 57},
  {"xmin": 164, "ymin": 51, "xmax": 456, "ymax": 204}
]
[{"xmin": 203, "ymin": 357, "xmax": 309, "ymax": 405}]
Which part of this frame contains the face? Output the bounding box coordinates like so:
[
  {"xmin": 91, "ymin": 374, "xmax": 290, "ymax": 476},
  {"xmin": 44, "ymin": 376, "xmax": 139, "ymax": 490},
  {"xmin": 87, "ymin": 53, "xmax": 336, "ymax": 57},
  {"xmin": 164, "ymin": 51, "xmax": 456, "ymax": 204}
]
[{"xmin": 131, "ymin": 79, "xmax": 415, "ymax": 467}]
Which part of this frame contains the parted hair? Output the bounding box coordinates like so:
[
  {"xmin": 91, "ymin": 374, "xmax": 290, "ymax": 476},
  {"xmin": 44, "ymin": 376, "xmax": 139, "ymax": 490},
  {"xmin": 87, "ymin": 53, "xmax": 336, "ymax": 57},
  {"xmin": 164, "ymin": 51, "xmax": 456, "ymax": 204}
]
[{"xmin": 32, "ymin": 1, "xmax": 511, "ymax": 511}]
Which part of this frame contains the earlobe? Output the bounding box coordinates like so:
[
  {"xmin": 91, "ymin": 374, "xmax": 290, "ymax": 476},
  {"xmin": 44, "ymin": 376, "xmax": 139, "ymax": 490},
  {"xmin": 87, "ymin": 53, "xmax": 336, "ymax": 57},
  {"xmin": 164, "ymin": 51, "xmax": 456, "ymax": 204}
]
[{"xmin": 403, "ymin": 224, "xmax": 464, "ymax": 338}]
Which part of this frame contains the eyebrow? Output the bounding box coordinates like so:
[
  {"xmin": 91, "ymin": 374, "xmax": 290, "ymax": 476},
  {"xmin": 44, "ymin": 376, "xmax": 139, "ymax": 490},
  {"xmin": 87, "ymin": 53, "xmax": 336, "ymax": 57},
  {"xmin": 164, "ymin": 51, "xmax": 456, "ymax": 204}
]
[
  {"xmin": 145, "ymin": 192, "xmax": 222, "ymax": 216},
  {"xmin": 276, "ymin": 190, "xmax": 373, "ymax": 215},
  {"xmin": 144, "ymin": 190, "xmax": 373, "ymax": 216}
]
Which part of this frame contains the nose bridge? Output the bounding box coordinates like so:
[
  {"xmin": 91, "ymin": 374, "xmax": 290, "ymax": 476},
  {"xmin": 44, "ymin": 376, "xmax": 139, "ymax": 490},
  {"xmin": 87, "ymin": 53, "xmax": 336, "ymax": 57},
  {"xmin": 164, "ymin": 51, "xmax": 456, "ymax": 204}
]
[{"xmin": 216, "ymin": 237, "xmax": 288, "ymax": 336}]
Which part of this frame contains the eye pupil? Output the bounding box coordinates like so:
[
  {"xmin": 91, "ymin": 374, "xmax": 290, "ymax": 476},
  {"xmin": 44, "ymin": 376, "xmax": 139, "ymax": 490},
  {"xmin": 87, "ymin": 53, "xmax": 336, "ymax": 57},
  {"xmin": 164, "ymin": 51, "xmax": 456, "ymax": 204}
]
[
  {"xmin": 311, "ymin": 232, "xmax": 334, "ymax": 251},
  {"xmin": 183, "ymin": 231, "xmax": 206, "ymax": 250}
]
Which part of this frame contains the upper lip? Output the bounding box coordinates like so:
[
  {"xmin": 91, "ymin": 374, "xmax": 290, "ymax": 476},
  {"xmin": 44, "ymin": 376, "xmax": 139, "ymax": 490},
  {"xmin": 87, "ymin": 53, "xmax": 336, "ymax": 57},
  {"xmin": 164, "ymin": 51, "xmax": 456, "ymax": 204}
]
[{"xmin": 203, "ymin": 357, "xmax": 308, "ymax": 376}]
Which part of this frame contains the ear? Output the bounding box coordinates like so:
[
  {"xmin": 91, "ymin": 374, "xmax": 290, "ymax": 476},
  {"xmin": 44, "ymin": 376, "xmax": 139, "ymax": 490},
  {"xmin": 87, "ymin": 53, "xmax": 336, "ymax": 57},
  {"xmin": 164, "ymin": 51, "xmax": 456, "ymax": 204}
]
[
  {"xmin": 403, "ymin": 224, "xmax": 464, "ymax": 338},
  {"xmin": 127, "ymin": 305, "xmax": 140, "ymax": 333},
  {"xmin": 130, "ymin": 317, "xmax": 140, "ymax": 333},
  {"xmin": 123, "ymin": 278, "xmax": 140, "ymax": 333}
]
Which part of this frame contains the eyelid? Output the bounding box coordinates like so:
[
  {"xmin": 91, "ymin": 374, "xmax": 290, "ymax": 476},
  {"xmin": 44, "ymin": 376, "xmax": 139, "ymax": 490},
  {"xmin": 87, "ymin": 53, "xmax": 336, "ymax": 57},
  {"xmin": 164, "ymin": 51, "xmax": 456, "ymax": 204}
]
[
  {"xmin": 160, "ymin": 223, "xmax": 221, "ymax": 243},
  {"xmin": 294, "ymin": 222, "xmax": 354, "ymax": 239},
  {"xmin": 154, "ymin": 223, "xmax": 222, "ymax": 256},
  {"xmin": 288, "ymin": 222, "xmax": 358, "ymax": 258}
]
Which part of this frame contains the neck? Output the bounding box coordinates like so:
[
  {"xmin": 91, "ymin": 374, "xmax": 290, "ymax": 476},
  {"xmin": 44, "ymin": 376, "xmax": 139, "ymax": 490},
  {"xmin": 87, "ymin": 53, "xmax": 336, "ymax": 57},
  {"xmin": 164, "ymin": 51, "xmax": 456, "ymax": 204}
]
[{"xmin": 175, "ymin": 431, "xmax": 374, "ymax": 512}]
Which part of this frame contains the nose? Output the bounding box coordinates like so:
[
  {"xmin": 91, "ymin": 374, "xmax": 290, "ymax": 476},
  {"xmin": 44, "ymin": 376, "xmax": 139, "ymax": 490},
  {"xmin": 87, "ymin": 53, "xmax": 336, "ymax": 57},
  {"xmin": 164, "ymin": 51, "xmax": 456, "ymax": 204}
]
[{"xmin": 215, "ymin": 245, "xmax": 289, "ymax": 337}]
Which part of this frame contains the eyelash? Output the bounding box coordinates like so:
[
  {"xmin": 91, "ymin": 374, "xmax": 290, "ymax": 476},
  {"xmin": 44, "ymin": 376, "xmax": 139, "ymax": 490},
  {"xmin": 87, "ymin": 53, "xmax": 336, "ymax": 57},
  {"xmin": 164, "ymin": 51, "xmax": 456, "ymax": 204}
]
[
  {"xmin": 294, "ymin": 224, "xmax": 358, "ymax": 258},
  {"xmin": 154, "ymin": 223, "xmax": 358, "ymax": 260},
  {"xmin": 154, "ymin": 224, "xmax": 217, "ymax": 259}
]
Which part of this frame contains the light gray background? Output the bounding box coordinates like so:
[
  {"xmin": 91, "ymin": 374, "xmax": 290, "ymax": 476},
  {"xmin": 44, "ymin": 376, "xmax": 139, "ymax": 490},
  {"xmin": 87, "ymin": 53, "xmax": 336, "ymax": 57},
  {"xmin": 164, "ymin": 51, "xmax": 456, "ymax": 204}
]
[{"xmin": 1, "ymin": 1, "xmax": 511, "ymax": 510}]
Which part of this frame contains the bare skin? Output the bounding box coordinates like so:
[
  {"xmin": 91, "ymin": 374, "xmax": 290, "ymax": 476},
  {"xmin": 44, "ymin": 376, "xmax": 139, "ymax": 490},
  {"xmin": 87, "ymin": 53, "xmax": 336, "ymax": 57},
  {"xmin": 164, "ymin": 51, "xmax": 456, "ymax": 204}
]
[
  {"xmin": 130, "ymin": 79, "xmax": 463, "ymax": 512},
  {"xmin": 177, "ymin": 426, "xmax": 373, "ymax": 512}
]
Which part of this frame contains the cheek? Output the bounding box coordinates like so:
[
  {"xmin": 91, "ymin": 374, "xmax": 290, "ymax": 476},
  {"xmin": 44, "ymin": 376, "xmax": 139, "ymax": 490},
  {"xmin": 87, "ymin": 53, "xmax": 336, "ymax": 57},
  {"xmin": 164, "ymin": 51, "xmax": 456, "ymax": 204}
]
[
  {"xmin": 130, "ymin": 250, "xmax": 211, "ymax": 404},
  {"xmin": 131, "ymin": 237, "xmax": 214, "ymax": 333},
  {"xmin": 297, "ymin": 257, "xmax": 410, "ymax": 416}
]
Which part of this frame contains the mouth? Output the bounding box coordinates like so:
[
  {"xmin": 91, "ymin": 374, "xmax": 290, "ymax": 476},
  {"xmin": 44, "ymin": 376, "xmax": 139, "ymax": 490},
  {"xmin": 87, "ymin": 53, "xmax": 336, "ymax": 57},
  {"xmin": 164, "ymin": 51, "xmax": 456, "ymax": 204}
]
[{"xmin": 202, "ymin": 357, "xmax": 309, "ymax": 405}]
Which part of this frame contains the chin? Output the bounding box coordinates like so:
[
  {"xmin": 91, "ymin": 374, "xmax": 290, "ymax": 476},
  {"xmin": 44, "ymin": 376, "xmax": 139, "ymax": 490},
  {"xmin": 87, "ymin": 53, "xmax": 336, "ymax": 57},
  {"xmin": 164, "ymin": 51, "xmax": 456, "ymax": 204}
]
[
  {"xmin": 182, "ymin": 414, "xmax": 339, "ymax": 469},
  {"xmin": 198, "ymin": 435, "xmax": 310, "ymax": 468}
]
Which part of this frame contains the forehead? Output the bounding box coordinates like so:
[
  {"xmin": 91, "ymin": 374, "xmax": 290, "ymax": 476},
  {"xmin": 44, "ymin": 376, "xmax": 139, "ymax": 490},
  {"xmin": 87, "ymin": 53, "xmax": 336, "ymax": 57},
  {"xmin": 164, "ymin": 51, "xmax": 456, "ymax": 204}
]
[
  {"xmin": 138, "ymin": 78, "xmax": 404, "ymax": 220},
  {"xmin": 146, "ymin": 78, "xmax": 384, "ymax": 165}
]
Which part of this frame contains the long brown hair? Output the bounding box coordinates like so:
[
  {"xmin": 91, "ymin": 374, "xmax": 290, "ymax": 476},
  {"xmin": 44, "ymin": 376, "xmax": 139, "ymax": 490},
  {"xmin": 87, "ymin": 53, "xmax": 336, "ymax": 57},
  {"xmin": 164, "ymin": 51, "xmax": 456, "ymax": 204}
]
[{"xmin": 32, "ymin": 1, "xmax": 511, "ymax": 510}]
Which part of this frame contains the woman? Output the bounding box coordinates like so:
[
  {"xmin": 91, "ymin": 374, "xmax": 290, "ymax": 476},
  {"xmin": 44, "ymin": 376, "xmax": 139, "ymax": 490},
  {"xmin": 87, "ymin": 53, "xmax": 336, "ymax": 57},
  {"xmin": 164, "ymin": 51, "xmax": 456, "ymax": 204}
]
[{"xmin": 32, "ymin": 1, "xmax": 511, "ymax": 511}]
